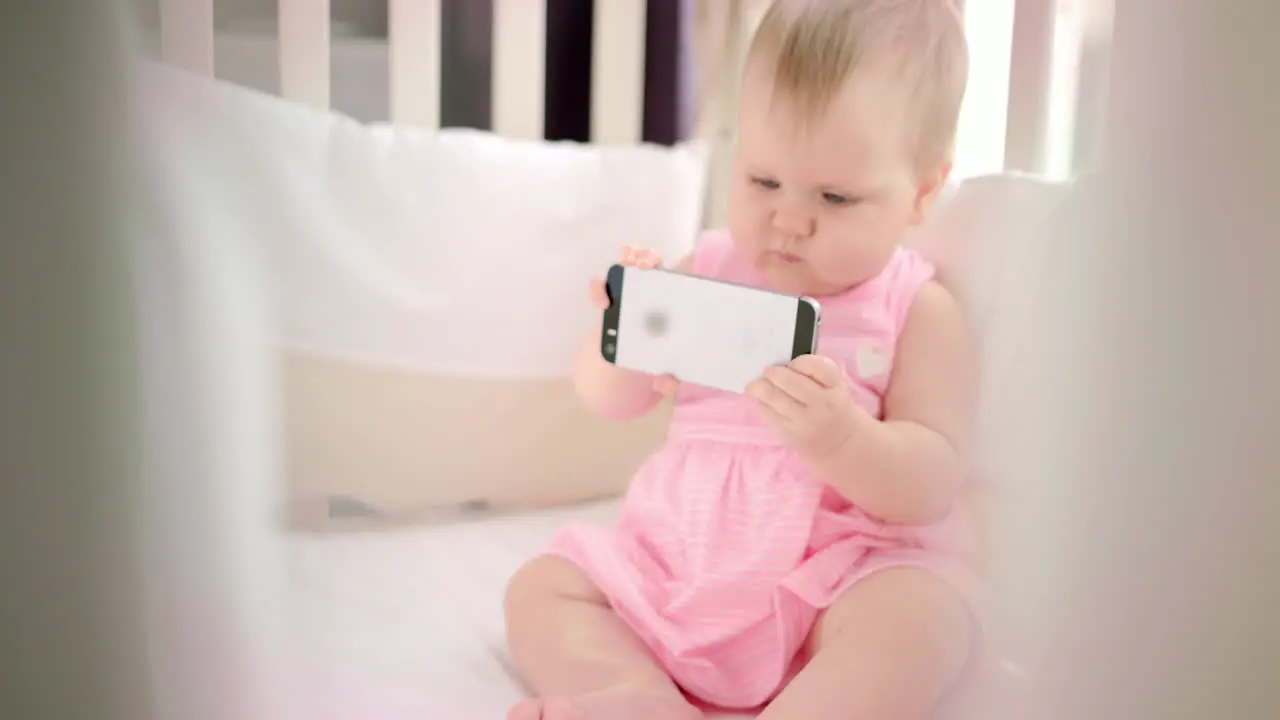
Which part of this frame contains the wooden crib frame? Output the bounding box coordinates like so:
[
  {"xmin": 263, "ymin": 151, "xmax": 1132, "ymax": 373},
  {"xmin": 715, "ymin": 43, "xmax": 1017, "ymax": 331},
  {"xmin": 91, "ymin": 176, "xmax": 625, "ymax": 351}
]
[
  {"xmin": 146, "ymin": 0, "xmax": 1095, "ymax": 223},
  {"xmin": 151, "ymin": 0, "xmax": 764, "ymax": 139},
  {"xmin": 149, "ymin": 0, "xmax": 773, "ymax": 225}
]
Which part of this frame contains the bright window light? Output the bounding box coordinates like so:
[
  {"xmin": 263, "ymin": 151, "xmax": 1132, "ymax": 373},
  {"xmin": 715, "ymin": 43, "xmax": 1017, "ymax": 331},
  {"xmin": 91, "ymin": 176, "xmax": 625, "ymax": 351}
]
[{"xmin": 952, "ymin": 0, "xmax": 1017, "ymax": 179}]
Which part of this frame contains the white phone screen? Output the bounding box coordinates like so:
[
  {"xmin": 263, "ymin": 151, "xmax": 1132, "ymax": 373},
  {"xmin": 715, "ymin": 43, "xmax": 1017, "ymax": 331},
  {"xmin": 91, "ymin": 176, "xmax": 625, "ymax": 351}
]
[{"xmin": 608, "ymin": 266, "xmax": 816, "ymax": 394}]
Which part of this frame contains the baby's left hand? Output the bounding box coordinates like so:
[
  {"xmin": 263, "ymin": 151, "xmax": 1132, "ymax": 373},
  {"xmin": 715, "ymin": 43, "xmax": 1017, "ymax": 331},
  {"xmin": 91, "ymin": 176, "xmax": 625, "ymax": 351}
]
[{"xmin": 747, "ymin": 355, "xmax": 859, "ymax": 459}]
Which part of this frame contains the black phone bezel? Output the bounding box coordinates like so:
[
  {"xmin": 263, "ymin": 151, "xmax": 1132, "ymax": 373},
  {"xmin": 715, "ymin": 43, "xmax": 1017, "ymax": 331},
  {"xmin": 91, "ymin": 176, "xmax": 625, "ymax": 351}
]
[
  {"xmin": 600, "ymin": 263, "xmax": 625, "ymax": 364},
  {"xmin": 791, "ymin": 297, "xmax": 821, "ymax": 359}
]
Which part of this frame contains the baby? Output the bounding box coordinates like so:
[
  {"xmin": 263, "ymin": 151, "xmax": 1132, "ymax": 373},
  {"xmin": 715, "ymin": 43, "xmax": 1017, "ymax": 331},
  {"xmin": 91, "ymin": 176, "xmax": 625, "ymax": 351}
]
[{"xmin": 506, "ymin": 1, "xmax": 977, "ymax": 718}]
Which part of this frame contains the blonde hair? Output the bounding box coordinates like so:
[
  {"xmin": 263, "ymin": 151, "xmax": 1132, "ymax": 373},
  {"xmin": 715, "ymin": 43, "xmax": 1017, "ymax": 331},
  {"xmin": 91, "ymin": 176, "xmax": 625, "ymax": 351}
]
[{"xmin": 748, "ymin": 0, "xmax": 969, "ymax": 170}]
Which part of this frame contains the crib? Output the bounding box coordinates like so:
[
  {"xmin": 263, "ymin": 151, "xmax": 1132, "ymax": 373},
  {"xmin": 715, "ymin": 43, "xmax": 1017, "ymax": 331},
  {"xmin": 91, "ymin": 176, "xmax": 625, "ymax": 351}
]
[
  {"xmin": 134, "ymin": 1, "xmax": 1088, "ymax": 718},
  {"xmin": 142, "ymin": 0, "xmax": 1104, "ymax": 203}
]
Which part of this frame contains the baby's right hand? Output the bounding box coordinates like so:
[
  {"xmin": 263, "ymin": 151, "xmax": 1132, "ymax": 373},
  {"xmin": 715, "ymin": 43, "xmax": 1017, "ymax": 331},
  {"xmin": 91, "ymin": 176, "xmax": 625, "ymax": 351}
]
[
  {"xmin": 587, "ymin": 246, "xmax": 680, "ymax": 396},
  {"xmin": 652, "ymin": 374, "xmax": 680, "ymax": 397},
  {"xmin": 587, "ymin": 245, "xmax": 663, "ymax": 310}
]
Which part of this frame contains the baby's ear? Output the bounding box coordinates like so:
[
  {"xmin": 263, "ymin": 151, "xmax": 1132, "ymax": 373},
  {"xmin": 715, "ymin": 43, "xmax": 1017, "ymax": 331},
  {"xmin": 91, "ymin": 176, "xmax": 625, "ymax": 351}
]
[{"xmin": 910, "ymin": 161, "xmax": 953, "ymax": 226}]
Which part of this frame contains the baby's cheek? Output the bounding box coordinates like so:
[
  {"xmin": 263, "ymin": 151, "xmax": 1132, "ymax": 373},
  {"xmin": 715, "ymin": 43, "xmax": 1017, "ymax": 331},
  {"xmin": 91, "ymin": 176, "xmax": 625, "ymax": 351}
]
[
  {"xmin": 730, "ymin": 224, "xmax": 769, "ymax": 259},
  {"xmin": 726, "ymin": 213, "xmax": 758, "ymax": 248}
]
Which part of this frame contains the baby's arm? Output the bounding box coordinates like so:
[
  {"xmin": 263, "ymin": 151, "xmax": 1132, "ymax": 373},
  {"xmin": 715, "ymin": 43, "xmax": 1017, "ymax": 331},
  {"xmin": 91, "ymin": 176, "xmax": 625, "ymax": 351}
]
[
  {"xmin": 571, "ymin": 251, "xmax": 693, "ymax": 422},
  {"xmin": 808, "ymin": 280, "xmax": 978, "ymax": 524}
]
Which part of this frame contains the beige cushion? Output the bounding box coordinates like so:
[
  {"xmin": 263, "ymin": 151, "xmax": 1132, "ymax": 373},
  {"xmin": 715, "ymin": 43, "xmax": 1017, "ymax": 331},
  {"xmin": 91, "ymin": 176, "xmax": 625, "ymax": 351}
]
[
  {"xmin": 281, "ymin": 350, "xmax": 673, "ymax": 531},
  {"xmin": 907, "ymin": 173, "xmax": 1073, "ymax": 568},
  {"xmin": 909, "ymin": 173, "xmax": 1071, "ymax": 332}
]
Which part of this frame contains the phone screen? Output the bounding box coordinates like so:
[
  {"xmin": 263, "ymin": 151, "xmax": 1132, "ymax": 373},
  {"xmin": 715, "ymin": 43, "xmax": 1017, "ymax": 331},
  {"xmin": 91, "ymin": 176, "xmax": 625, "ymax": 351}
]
[{"xmin": 603, "ymin": 265, "xmax": 818, "ymax": 394}]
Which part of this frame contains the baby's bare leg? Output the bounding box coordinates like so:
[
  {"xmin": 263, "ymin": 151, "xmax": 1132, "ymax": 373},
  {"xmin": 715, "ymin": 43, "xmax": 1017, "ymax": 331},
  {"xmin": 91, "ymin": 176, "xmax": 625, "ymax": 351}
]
[
  {"xmin": 760, "ymin": 567, "xmax": 972, "ymax": 720},
  {"xmin": 504, "ymin": 555, "xmax": 699, "ymax": 720}
]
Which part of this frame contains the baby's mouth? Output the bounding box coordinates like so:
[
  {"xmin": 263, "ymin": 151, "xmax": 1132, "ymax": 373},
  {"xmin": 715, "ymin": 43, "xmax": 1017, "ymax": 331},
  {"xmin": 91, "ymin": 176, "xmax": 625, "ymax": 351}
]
[{"xmin": 768, "ymin": 249, "xmax": 802, "ymax": 263}]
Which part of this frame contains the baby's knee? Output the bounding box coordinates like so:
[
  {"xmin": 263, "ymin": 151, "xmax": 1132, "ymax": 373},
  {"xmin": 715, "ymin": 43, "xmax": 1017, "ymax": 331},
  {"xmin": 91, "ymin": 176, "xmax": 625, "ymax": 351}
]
[
  {"xmin": 504, "ymin": 554, "xmax": 603, "ymax": 620},
  {"xmin": 809, "ymin": 566, "xmax": 972, "ymax": 662}
]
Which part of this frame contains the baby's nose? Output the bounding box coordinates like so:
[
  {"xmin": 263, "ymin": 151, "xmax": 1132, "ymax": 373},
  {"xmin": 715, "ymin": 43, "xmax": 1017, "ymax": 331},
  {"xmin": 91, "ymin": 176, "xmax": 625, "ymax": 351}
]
[{"xmin": 770, "ymin": 206, "xmax": 814, "ymax": 239}]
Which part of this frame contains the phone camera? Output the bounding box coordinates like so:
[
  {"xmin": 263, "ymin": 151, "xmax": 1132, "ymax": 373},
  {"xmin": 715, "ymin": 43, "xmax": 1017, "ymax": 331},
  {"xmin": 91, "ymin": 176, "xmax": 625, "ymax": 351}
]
[
  {"xmin": 644, "ymin": 310, "xmax": 669, "ymax": 337},
  {"xmin": 604, "ymin": 342, "xmax": 616, "ymax": 356}
]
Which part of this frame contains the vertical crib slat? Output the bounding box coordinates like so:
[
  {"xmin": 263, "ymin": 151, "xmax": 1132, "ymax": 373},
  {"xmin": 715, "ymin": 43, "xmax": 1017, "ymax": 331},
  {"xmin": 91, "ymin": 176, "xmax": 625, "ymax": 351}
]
[
  {"xmin": 1003, "ymin": 0, "xmax": 1056, "ymax": 175},
  {"xmin": 159, "ymin": 0, "xmax": 215, "ymax": 76},
  {"xmin": 389, "ymin": 0, "xmax": 442, "ymax": 128},
  {"xmin": 278, "ymin": 0, "xmax": 331, "ymax": 110},
  {"xmin": 693, "ymin": 0, "xmax": 750, "ymax": 228},
  {"xmin": 1043, "ymin": 8, "xmax": 1083, "ymax": 179},
  {"xmin": 492, "ymin": 0, "xmax": 547, "ymax": 140},
  {"xmin": 590, "ymin": 0, "xmax": 647, "ymax": 144}
]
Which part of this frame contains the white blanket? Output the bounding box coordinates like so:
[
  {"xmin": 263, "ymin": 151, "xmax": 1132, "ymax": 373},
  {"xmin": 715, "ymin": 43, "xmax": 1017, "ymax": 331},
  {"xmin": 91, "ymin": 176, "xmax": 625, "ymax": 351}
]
[{"xmin": 285, "ymin": 500, "xmax": 751, "ymax": 719}]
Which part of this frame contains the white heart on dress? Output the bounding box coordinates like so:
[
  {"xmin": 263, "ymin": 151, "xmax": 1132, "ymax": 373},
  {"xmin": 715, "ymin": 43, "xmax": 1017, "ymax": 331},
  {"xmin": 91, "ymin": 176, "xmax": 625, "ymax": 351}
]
[{"xmin": 854, "ymin": 344, "xmax": 891, "ymax": 379}]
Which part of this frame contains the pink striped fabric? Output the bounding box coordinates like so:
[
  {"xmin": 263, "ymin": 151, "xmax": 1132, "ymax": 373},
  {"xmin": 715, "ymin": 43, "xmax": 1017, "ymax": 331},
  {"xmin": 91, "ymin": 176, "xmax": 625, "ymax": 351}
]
[{"xmin": 546, "ymin": 230, "xmax": 981, "ymax": 711}]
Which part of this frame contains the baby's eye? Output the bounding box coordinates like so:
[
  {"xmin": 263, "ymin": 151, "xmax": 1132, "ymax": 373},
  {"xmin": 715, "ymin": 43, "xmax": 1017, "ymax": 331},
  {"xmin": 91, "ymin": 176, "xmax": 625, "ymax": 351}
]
[
  {"xmin": 822, "ymin": 192, "xmax": 853, "ymax": 206},
  {"xmin": 750, "ymin": 176, "xmax": 780, "ymax": 190}
]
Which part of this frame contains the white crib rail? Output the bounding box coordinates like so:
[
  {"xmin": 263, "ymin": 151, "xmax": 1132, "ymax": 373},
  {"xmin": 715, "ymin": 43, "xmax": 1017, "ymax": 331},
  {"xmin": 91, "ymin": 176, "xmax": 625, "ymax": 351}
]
[
  {"xmin": 157, "ymin": 0, "xmax": 655, "ymax": 143},
  {"xmin": 490, "ymin": 0, "xmax": 548, "ymax": 139},
  {"xmin": 278, "ymin": 0, "xmax": 331, "ymax": 110},
  {"xmin": 591, "ymin": 0, "xmax": 648, "ymax": 144},
  {"xmin": 152, "ymin": 0, "xmax": 1083, "ymax": 179},
  {"xmin": 389, "ymin": 0, "xmax": 441, "ymax": 127}
]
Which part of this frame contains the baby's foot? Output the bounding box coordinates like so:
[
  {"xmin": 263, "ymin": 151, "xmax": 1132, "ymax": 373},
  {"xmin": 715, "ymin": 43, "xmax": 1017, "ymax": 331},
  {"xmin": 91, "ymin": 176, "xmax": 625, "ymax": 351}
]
[{"xmin": 507, "ymin": 687, "xmax": 701, "ymax": 720}]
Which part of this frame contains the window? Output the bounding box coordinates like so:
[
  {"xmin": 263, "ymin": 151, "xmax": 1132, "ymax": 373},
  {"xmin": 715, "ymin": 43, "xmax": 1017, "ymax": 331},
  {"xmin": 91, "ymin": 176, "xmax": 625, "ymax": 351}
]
[
  {"xmin": 954, "ymin": 0, "xmax": 1114, "ymax": 181},
  {"xmin": 952, "ymin": 0, "xmax": 1017, "ymax": 179}
]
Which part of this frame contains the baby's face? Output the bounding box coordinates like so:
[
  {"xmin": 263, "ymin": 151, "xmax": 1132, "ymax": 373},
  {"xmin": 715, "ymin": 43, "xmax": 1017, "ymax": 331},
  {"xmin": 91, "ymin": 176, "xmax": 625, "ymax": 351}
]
[{"xmin": 728, "ymin": 63, "xmax": 948, "ymax": 297}]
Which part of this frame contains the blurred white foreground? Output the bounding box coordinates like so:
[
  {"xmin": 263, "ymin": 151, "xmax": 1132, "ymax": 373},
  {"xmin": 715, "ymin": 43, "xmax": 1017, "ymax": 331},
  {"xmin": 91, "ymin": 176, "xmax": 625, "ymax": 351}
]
[{"xmin": 1, "ymin": 1, "xmax": 1278, "ymax": 718}]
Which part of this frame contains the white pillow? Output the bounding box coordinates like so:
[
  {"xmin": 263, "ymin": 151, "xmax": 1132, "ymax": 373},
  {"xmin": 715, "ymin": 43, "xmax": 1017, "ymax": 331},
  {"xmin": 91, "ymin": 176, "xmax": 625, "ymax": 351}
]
[
  {"xmin": 909, "ymin": 173, "xmax": 1072, "ymax": 363},
  {"xmin": 134, "ymin": 61, "xmax": 709, "ymax": 528},
  {"xmin": 906, "ymin": 173, "xmax": 1072, "ymax": 551}
]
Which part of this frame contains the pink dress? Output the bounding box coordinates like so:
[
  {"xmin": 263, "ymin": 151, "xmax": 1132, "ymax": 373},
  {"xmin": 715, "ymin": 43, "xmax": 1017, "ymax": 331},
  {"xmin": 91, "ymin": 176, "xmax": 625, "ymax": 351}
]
[{"xmin": 547, "ymin": 231, "xmax": 981, "ymax": 710}]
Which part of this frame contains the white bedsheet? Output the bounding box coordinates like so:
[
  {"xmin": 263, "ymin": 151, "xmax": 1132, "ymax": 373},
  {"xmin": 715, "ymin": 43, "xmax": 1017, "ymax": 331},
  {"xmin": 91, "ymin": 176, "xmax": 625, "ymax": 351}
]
[{"xmin": 285, "ymin": 499, "xmax": 752, "ymax": 719}]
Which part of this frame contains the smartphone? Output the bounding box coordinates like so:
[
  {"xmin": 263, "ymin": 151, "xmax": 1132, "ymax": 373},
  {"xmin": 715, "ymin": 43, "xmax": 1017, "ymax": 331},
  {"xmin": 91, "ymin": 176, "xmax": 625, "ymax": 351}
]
[{"xmin": 599, "ymin": 264, "xmax": 821, "ymax": 394}]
